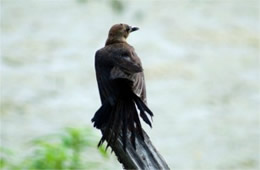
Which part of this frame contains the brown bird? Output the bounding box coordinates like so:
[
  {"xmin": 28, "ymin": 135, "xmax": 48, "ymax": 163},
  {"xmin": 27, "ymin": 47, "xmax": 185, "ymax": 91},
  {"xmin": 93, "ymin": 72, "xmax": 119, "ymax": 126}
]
[{"xmin": 92, "ymin": 23, "xmax": 153, "ymax": 151}]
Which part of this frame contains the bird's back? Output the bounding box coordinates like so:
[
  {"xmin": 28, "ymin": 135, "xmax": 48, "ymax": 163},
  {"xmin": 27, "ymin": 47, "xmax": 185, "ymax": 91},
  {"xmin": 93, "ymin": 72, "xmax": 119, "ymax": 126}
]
[{"xmin": 95, "ymin": 42, "xmax": 146, "ymax": 104}]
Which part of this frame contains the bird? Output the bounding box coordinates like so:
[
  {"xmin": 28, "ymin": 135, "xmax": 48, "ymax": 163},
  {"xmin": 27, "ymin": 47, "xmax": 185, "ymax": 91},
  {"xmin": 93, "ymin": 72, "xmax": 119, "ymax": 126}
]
[{"xmin": 92, "ymin": 23, "xmax": 153, "ymax": 151}]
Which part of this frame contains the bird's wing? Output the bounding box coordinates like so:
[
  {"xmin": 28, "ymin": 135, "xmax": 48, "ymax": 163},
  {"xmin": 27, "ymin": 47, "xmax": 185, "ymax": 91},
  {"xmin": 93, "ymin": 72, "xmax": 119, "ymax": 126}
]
[
  {"xmin": 111, "ymin": 46, "xmax": 147, "ymax": 104},
  {"xmin": 111, "ymin": 52, "xmax": 143, "ymax": 74},
  {"xmin": 95, "ymin": 45, "xmax": 147, "ymax": 104},
  {"xmin": 131, "ymin": 72, "xmax": 147, "ymax": 104}
]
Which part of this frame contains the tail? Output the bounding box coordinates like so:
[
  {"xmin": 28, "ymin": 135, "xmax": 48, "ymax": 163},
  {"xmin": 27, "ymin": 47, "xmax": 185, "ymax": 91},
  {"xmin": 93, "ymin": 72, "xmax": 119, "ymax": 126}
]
[{"xmin": 91, "ymin": 79, "xmax": 153, "ymax": 151}]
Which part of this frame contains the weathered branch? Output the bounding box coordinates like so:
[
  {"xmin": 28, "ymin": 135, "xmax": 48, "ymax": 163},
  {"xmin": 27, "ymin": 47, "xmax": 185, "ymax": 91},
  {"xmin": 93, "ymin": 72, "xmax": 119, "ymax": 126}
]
[{"xmin": 102, "ymin": 129, "xmax": 170, "ymax": 170}]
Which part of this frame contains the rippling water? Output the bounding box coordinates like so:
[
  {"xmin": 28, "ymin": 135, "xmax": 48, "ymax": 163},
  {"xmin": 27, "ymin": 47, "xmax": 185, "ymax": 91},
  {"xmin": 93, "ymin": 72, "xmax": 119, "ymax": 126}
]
[{"xmin": 1, "ymin": 0, "xmax": 259, "ymax": 169}]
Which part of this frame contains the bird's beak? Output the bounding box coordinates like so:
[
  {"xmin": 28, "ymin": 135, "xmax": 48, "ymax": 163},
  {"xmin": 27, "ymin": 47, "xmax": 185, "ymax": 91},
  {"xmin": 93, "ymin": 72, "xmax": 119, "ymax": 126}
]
[{"xmin": 130, "ymin": 26, "xmax": 139, "ymax": 32}]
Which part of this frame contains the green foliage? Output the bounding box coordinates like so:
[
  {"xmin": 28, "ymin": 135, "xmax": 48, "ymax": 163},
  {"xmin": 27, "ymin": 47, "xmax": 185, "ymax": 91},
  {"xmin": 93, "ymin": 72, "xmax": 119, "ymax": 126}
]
[
  {"xmin": 76, "ymin": 0, "xmax": 125, "ymax": 13},
  {"xmin": 76, "ymin": 0, "xmax": 88, "ymax": 4},
  {"xmin": 0, "ymin": 147, "xmax": 13, "ymax": 169},
  {"xmin": 110, "ymin": 0, "xmax": 124, "ymax": 13},
  {"xmin": 27, "ymin": 142, "xmax": 68, "ymax": 169},
  {"xmin": 0, "ymin": 127, "xmax": 109, "ymax": 170}
]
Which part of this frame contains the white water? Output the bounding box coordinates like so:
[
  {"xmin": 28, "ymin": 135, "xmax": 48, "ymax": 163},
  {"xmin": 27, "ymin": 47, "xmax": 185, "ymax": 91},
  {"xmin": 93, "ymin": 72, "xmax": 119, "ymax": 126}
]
[{"xmin": 1, "ymin": 0, "xmax": 259, "ymax": 169}]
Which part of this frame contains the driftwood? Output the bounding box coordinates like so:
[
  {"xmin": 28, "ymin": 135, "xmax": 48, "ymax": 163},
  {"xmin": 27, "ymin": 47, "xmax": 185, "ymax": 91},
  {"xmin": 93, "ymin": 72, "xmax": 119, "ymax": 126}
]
[{"xmin": 101, "ymin": 129, "xmax": 170, "ymax": 170}]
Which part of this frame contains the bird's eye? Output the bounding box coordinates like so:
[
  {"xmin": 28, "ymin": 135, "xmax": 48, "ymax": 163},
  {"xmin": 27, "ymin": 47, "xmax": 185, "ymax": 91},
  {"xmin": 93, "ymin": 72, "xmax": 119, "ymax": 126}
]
[{"xmin": 126, "ymin": 27, "xmax": 130, "ymax": 32}]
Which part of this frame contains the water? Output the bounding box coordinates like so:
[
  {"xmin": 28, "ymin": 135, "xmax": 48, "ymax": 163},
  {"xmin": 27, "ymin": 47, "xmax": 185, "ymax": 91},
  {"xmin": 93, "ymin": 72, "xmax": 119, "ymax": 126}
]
[{"xmin": 1, "ymin": 0, "xmax": 259, "ymax": 169}]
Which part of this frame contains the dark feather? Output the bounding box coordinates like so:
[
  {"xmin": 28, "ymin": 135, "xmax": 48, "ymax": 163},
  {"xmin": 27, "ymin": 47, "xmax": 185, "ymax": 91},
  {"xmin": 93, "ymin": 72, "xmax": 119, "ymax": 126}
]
[
  {"xmin": 129, "ymin": 108, "xmax": 137, "ymax": 149},
  {"xmin": 93, "ymin": 38, "xmax": 153, "ymax": 151}
]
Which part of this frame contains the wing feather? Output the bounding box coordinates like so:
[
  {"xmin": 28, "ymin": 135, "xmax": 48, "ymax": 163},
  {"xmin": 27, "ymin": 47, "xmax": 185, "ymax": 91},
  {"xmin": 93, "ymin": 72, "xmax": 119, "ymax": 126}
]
[{"xmin": 95, "ymin": 43, "xmax": 147, "ymax": 105}]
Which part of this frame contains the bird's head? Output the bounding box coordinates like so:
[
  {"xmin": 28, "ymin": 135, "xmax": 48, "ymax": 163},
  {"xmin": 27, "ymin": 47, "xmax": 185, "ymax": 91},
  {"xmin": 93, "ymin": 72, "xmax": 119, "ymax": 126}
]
[{"xmin": 105, "ymin": 23, "xmax": 139, "ymax": 46}]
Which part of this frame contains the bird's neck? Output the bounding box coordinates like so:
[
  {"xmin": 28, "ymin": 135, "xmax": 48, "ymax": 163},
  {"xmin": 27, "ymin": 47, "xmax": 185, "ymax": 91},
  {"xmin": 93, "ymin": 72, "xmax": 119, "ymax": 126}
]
[{"xmin": 105, "ymin": 36, "xmax": 127, "ymax": 46}]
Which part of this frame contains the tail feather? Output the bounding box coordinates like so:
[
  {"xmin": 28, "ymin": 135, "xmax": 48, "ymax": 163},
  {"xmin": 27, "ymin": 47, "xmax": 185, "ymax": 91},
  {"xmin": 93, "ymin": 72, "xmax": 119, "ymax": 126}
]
[
  {"xmin": 92, "ymin": 79, "xmax": 154, "ymax": 151},
  {"xmin": 104, "ymin": 107, "xmax": 117, "ymax": 150},
  {"xmin": 121, "ymin": 105, "xmax": 127, "ymax": 151},
  {"xmin": 140, "ymin": 110, "xmax": 152, "ymax": 128},
  {"xmin": 133, "ymin": 94, "xmax": 153, "ymax": 117},
  {"xmin": 134, "ymin": 112, "xmax": 144, "ymax": 140},
  {"xmin": 91, "ymin": 101, "xmax": 111, "ymax": 129},
  {"xmin": 110, "ymin": 105, "xmax": 122, "ymax": 145},
  {"xmin": 133, "ymin": 94, "xmax": 153, "ymax": 127},
  {"xmin": 129, "ymin": 108, "xmax": 136, "ymax": 149},
  {"xmin": 106, "ymin": 107, "xmax": 121, "ymax": 150},
  {"xmin": 96, "ymin": 104, "xmax": 115, "ymax": 149}
]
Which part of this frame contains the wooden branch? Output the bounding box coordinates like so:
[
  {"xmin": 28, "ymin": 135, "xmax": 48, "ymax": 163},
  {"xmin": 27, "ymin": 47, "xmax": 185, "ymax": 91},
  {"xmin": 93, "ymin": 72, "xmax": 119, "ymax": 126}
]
[{"xmin": 102, "ymin": 129, "xmax": 170, "ymax": 170}]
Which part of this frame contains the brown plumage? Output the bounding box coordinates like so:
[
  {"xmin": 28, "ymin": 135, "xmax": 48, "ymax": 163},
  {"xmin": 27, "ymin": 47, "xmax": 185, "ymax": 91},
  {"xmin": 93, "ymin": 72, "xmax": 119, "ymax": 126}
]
[{"xmin": 92, "ymin": 23, "xmax": 153, "ymax": 151}]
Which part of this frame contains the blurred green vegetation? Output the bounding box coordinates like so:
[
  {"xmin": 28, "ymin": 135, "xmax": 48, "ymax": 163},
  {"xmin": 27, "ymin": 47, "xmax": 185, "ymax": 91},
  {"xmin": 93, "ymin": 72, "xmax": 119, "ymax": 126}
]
[
  {"xmin": 0, "ymin": 127, "xmax": 109, "ymax": 170},
  {"xmin": 76, "ymin": 0, "xmax": 124, "ymax": 13},
  {"xmin": 74, "ymin": 0, "xmax": 144, "ymax": 21}
]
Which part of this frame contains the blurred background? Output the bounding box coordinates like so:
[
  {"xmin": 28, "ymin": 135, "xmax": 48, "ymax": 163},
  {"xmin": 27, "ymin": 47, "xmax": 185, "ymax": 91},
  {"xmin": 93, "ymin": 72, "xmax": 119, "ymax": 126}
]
[{"xmin": 1, "ymin": 0, "xmax": 259, "ymax": 169}]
